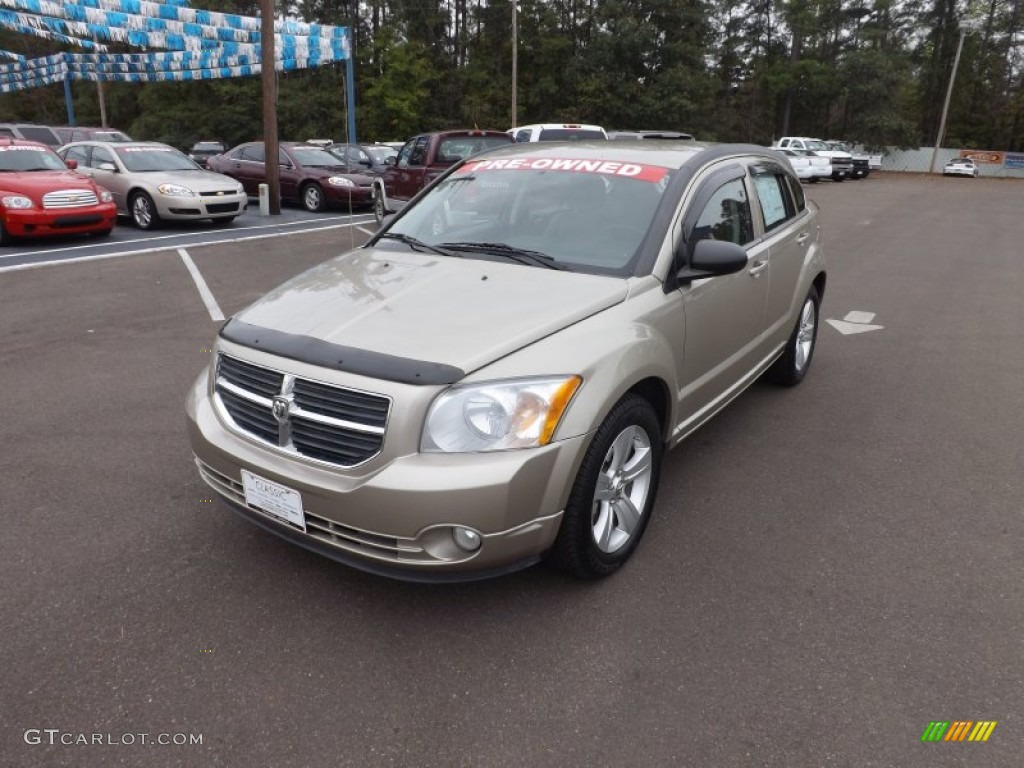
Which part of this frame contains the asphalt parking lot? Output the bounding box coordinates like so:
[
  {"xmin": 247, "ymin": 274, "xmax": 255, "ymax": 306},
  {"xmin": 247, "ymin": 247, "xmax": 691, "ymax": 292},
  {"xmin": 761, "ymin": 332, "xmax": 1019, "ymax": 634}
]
[{"xmin": 2, "ymin": 174, "xmax": 1022, "ymax": 767}]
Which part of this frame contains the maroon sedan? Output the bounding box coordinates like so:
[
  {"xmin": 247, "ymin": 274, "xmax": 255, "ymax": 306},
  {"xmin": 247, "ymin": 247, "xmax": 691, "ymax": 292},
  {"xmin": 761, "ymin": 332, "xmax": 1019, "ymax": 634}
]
[{"xmin": 209, "ymin": 142, "xmax": 374, "ymax": 212}]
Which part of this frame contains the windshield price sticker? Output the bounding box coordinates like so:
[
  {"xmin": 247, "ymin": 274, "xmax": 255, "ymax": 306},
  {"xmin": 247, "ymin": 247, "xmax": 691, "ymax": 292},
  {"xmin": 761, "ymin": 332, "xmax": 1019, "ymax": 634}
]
[
  {"xmin": 118, "ymin": 147, "xmax": 176, "ymax": 153},
  {"xmin": 459, "ymin": 157, "xmax": 669, "ymax": 183},
  {"xmin": 241, "ymin": 470, "xmax": 306, "ymax": 531}
]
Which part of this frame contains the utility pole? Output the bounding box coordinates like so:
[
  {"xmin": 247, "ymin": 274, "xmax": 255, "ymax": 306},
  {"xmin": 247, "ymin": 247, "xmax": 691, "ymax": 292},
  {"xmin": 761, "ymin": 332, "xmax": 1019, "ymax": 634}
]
[
  {"xmin": 929, "ymin": 21, "xmax": 979, "ymax": 174},
  {"xmin": 260, "ymin": 0, "xmax": 281, "ymax": 214},
  {"xmin": 511, "ymin": 0, "xmax": 517, "ymax": 129}
]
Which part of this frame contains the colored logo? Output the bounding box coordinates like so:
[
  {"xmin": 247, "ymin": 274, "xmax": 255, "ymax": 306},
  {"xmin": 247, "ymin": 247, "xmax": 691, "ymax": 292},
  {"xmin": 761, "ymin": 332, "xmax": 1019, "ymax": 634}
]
[{"xmin": 921, "ymin": 721, "xmax": 997, "ymax": 742}]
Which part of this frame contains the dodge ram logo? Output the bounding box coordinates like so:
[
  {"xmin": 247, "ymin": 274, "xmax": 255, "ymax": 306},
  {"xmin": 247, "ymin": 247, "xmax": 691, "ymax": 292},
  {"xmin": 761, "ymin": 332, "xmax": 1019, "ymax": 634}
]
[{"xmin": 272, "ymin": 396, "xmax": 290, "ymax": 424}]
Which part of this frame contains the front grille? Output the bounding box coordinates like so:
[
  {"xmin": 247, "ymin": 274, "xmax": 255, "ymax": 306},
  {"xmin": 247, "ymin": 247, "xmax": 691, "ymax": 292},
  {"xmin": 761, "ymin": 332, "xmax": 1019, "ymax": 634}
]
[
  {"xmin": 53, "ymin": 214, "xmax": 103, "ymax": 228},
  {"xmin": 199, "ymin": 189, "xmax": 236, "ymax": 196},
  {"xmin": 205, "ymin": 202, "xmax": 239, "ymax": 214},
  {"xmin": 42, "ymin": 189, "xmax": 98, "ymax": 209},
  {"xmin": 195, "ymin": 457, "xmax": 430, "ymax": 562},
  {"xmin": 214, "ymin": 354, "xmax": 390, "ymax": 468}
]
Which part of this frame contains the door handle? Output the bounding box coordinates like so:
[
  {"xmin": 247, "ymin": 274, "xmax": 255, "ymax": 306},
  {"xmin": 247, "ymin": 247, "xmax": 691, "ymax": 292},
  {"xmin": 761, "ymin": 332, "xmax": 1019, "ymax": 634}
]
[
  {"xmin": 748, "ymin": 259, "xmax": 769, "ymax": 277},
  {"xmin": 796, "ymin": 232, "xmax": 810, "ymax": 245}
]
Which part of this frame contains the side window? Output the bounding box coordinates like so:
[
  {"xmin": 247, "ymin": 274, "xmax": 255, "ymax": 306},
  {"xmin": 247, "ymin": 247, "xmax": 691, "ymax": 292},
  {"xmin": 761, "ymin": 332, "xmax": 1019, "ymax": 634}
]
[
  {"xmin": 64, "ymin": 145, "xmax": 90, "ymax": 166},
  {"xmin": 396, "ymin": 139, "xmax": 416, "ymax": 168},
  {"xmin": 279, "ymin": 149, "xmax": 290, "ymax": 165},
  {"xmin": 0, "ymin": 128, "xmax": 15, "ymax": 138},
  {"xmin": 690, "ymin": 178, "xmax": 754, "ymax": 247},
  {"xmin": 751, "ymin": 170, "xmax": 793, "ymax": 232},
  {"xmin": 240, "ymin": 145, "xmax": 265, "ymax": 162},
  {"xmin": 91, "ymin": 146, "xmax": 116, "ymax": 168},
  {"xmin": 515, "ymin": 129, "xmax": 531, "ymax": 143},
  {"xmin": 786, "ymin": 174, "xmax": 806, "ymax": 212},
  {"xmin": 407, "ymin": 137, "xmax": 429, "ymax": 167}
]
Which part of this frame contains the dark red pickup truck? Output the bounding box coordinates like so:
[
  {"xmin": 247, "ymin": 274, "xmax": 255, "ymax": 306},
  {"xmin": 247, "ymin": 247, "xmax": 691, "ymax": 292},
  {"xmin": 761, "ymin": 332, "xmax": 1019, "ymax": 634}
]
[{"xmin": 372, "ymin": 129, "xmax": 512, "ymax": 223}]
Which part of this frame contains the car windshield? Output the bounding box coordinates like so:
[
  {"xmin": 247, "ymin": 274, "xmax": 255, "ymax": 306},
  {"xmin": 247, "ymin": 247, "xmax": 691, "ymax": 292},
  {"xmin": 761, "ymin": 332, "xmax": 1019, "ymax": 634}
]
[
  {"xmin": 382, "ymin": 156, "xmax": 672, "ymax": 275},
  {"xmin": 806, "ymin": 140, "xmax": 830, "ymax": 151},
  {"xmin": 0, "ymin": 145, "xmax": 67, "ymax": 171},
  {"xmin": 289, "ymin": 147, "xmax": 346, "ymax": 168},
  {"xmin": 116, "ymin": 146, "xmax": 197, "ymax": 172}
]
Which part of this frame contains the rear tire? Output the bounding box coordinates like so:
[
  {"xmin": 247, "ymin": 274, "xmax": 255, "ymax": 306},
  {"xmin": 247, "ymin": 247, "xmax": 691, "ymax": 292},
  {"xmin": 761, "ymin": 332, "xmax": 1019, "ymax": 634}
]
[
  {"xmin": 766, "ymin": 285, "xmax": 820, "ymax": 386},
  {"xmin": 550, "ymin": 395, "xmax": 663, "ymax": 579}
]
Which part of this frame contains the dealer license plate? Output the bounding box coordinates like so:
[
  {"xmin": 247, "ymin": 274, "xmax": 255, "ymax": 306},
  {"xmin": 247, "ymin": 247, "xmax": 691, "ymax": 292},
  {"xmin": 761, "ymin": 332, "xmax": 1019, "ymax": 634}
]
[{"xmin": 241, "ymin": 470, "xmax": 306, "ymax": 532}]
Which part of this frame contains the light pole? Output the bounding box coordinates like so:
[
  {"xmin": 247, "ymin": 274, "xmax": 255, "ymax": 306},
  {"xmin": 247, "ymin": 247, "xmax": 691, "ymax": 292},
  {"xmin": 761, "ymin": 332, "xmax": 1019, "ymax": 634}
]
[{"xmin": 929, "ymin": 20, "xmax": 980, "ymax": 174}]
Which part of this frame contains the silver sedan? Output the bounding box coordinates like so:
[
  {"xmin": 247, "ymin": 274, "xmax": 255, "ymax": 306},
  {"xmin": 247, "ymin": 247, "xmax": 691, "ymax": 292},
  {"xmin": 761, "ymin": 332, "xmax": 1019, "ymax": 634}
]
[{"xmin": 58, "ymin": 141, "xmax": 248, "ymax": 229}]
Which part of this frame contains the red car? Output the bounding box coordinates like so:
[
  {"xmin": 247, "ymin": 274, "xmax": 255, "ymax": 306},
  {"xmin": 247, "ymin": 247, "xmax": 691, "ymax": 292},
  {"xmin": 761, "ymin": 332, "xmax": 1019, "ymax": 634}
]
[
  {"xmin": 0, "ymin": 138, "xmax": 117, "ymax": 245},
  {"xmin": 208, "ymin": 142, "xmax": 375, "ymax": 212}
]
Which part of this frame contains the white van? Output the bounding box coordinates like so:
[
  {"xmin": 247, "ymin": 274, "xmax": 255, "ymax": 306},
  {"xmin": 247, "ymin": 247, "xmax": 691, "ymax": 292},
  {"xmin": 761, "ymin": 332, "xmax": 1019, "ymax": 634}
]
[{"xmin": 508, "ymin": 123, "xmax": 608, "ymax": 142}]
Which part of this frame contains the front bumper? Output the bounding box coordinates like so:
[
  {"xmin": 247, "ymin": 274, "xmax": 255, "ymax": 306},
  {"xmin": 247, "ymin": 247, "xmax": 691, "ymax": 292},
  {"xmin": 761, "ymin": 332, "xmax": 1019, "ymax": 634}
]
[
  {"xmin": 2, "ymin": 203, "xmax": 117, "ymax": 237},
  {"xmin": 325, "ymin": 184, "xmax": 374, "ymax": 208},
  {"xmin": 155, "ymin": 192, "xmax": 248, "ymax": 220},
  {"xmin": 186, "ymin": 368, "xmax": 586, "ymax": 581}
]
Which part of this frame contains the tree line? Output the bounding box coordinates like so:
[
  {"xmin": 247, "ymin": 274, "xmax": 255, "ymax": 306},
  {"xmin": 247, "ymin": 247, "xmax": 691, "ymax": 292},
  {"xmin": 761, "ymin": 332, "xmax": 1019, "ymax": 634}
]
[{"xmin": 1, "ymin": 0, "xmax": 1022, "ymax": 152}]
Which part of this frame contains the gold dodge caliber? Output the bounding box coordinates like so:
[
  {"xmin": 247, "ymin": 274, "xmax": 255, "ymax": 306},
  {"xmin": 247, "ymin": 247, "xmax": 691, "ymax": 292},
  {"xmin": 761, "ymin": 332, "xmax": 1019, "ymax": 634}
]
[{"xmin": 187, "ymin": 142, "xmax": 826, "ymax": 581}]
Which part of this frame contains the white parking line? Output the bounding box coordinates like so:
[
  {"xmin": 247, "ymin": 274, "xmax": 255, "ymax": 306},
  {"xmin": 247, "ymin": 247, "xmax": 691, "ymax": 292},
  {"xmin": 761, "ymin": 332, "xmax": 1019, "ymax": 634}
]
[
  {"xmin": 0, "ymin": 218, "xmax": 375, "ymax": 274},
  {"xmin": 0, "ymin": 214, "xmax": 360, "ymax": 262},
  {"xmin": 178, "ymin": 248, "xmax": 225, "ymax": 322},
  {"xmin": 356, "ymin": 225, "xmax": 376, "ymax": 237}
]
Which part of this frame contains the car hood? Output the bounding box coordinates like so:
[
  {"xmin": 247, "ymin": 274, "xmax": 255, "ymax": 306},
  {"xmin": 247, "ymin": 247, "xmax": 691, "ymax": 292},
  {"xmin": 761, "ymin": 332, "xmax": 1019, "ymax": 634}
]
[
  {"xmin": 231, "ymin": 247, "xmax": 629, "ymax": 375},
  {"xmin": 130, "ymin": 170, "xmax": 240, "ymax": 190},
  {"xmin": 0, "ymin": 170, "xmax": 100, "ymax": 199}
]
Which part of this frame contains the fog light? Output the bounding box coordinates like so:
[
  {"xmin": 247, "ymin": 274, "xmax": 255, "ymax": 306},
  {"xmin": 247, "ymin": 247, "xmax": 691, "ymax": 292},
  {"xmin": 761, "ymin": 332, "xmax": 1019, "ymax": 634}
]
[{"xmin": 452, "ymin": 527, "xmax": 481, "ymax": 552}]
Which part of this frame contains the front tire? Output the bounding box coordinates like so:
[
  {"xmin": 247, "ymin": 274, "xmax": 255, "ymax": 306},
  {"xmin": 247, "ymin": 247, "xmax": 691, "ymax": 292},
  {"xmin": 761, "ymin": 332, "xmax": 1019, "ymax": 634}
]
[
  {"xmin": 373, "ymin": 190, "xmax": 388, "ymax": 225},
  {"xmin": 766, "ymin": 285, "xmax": 820, "ymax": 386},
  {"xmin": 301, "ymin": 183, "xmax": 327, "ymax": 212},
  {"xmin": 130, "ymin": 192, "xmax": 160, "ymax": 230},
  {"xmin": 0, "ymin": 219, "xmax": 11, "ymax": 246},
  {"xmin": 550, "ymin": 395, "xmax": 663, "ymax": 579}
]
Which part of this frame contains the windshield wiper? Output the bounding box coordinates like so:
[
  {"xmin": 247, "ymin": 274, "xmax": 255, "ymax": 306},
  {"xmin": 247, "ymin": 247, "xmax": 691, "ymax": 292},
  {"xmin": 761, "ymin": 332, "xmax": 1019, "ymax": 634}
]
[
  {"xmin": 377, "ymin": 232, "xmax": 460, "ymax": 258},
  {"xmin": 438, "ymin": 242, "xmax": 565, "ymax": 270}
]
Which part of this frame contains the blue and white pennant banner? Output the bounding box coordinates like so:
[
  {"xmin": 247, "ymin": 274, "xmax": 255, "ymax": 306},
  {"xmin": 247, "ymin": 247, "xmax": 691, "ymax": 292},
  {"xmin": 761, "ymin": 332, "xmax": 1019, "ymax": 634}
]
[{"xmin": 0, "ymin": 0, "xmax": 351, "ymax": 92}]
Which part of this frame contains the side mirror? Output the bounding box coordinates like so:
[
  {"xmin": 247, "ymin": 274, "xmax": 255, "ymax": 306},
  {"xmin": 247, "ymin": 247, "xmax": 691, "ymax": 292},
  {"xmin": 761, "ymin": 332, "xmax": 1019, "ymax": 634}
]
[
  {"xmin": 677, "ymin": 239, "xmax": 748, "ymax": 281},
  {"xmin": 384, "ymin": 156, "xmax": 397, "ymax": 167},
  {"xmin": 96, "ymin": 162, "xmax": 118, "ymax": 172},
  {"xmin": 65, "ymin": 159, "xmax": 78, "ymax": 170}
]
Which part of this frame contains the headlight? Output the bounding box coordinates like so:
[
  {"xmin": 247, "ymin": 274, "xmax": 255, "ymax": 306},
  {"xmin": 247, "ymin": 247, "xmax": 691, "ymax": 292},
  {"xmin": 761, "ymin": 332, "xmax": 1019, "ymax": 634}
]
[
  {"xmin": 2, "ymin": 195, "xmax": 33, "ymax": 209},
  {"xmin": 99, "ymin": 190, "xmax": 113, "ymax": 202},
  {"xmin": 157, "ymin": 183, "xmax": 195, "ymax": 196},
  {"xmin": 327, "ymin": 176, "xmax": 355, "ymax": 188},
  {"xmin": 235, "ymin": 183, "xmax": 245, "ymax": 194},
  {"xmin": 422, "ymin": 376, "xmax": 582, "ymax": 453}
]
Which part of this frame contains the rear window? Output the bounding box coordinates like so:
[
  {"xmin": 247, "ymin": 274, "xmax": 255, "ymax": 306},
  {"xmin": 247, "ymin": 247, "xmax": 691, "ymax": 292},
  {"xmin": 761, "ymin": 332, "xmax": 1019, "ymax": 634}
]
[
  {"xmin": 18, "ymin": 126, "xmax": 61, "ymax": 146},
  {"xmin": 435, "ymin": 136, "xmax": 511, "ymax": 164},
  {"xmin": 537, "ymin": 129, "xmax": 607, "ymax": 141}
]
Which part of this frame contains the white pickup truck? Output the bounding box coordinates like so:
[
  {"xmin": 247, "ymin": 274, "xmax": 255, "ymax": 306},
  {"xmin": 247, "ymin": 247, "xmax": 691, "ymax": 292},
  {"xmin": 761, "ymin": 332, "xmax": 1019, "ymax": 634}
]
[{"xmin": 774, "ymin": 137, "xmax": 854, "ymax": 181}]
